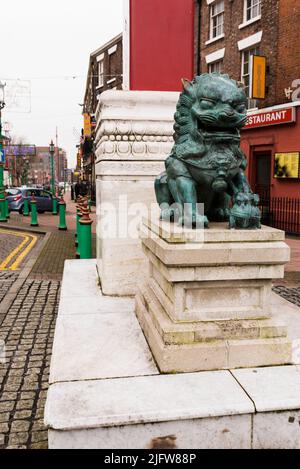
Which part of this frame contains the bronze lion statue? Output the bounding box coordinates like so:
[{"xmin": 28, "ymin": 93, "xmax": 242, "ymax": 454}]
[{"xmin": 155, "ymin": 73, "xmax": 261, "ymax": 229}]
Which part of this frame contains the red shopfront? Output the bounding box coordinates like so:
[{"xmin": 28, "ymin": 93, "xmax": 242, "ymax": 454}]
[{"xmin": 241, "ymin": 104, "xmax": 300, "ymax": 200}]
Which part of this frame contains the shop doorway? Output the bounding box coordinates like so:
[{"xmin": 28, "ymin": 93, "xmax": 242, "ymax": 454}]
[{"xmin": 252, "ymin": 151, "xmax": 272, "ymax": 200}]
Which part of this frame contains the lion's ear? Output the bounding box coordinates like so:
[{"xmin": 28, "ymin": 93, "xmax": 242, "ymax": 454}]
[{"xmin": 181, "ymin": 78, "xmax": 193, "ymax": 92}]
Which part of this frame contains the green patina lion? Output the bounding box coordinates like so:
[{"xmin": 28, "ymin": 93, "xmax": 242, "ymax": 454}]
[{"xmin": 155, "ymin": 73, "xmax": 261, "ymax": 229}]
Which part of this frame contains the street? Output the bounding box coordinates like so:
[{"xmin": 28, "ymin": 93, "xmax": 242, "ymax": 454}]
[{"xmin": 0, "ymin": 195, "xmax": 96, "ymax": 448}]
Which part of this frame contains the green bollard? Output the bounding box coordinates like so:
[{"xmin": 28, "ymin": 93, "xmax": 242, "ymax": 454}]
[
  {"xmin": 79, "ymin": 210, "xmax": 93, "ymax": 260},
  {"xmin": 76, "ymin": 210, "xmax": 82, "ymax": 259},
  {"xmin": 23, "ymin": 198, "xmax": 30, "ymax": 217},
  {"xmin": 75, "ymin": 209, "xmax": 81, "ymax": 247},
  {"xmin": 5, "ymin": 198, "xmax": 10, "ymax": 219},
  {"xmin": 52, "ymin": 197, "xmax": 58, "ymax": 216},
  {"xmin": 30, "ymin": 198, "xmax": 39, "ymax": 227},
  {"xmin": 0, "ymin": 198, "xmax": 7, "ymax": 223},
  {"xmin": 58, "ymin": 198, "xmax": 67, "ymax": 231}
]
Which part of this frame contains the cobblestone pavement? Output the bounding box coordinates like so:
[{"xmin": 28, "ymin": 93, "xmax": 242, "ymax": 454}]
[
  {"xmin": 273, "ymin": 285, "xmax": 300, "ymax": 307},
  {"xmin": 0, "ymin": 233, "xmax": 22, "ymax": 264},
  {"xmin": 0, "ymin": 278, "xmax": 60, "ymax": 449},
  {"xmin": 0, "ymin": 273, "xmax": 19, "ymax": 303},
  {"xmin": 0, "ymin": 202, "xmax": 95, "ymax": 450}
]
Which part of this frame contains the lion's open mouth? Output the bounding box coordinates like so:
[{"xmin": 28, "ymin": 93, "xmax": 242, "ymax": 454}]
[{"xmin": 198, "ymin": 120, "xmax": 240, "ymax": 140}]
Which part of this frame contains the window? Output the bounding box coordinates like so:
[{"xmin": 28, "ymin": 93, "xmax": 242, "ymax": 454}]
[
  {"xmin": 210, "ymin": 0, "xmax": 224, "ymax": 39},
  {"xmin": 40, "ymin": 191, "xmax": 51, "ymax": 199},
  {"xmin": 245, "ymin": 0, "xmax": 261, "ymax": 22},
  {"xmin": 208, "ymin": 60, "xmax": 223, "ymax": 74},
  {"xmin": 98, "ymin": 60, "xmax": 104, "ymax": 87},
  {"xmin": 241, "ymin": 47, "xmax": 259, "ymax": 109}
]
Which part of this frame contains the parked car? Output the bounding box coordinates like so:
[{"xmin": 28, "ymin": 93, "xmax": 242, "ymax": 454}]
[{"xmin": 6, "ymin": 188, "xmax": 58, "ymax": 214}]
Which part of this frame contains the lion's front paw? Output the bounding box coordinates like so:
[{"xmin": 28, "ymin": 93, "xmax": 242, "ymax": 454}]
[
  {"xmin": 178, "ymin": 214, "xmax": 209, "ymax": 229},
  {"xmin": 211, "ymin": 208, "xmax": 230, "ymax": 222},
  {"xmin": 160, "ymin": 208, "xmax": 176, "ymax": 222}
]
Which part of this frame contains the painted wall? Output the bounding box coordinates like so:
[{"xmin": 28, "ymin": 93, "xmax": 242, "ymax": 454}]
[
  {"xmin": 241, "ymin": 106, "xmax": 300, "ymax": 198},
  {"xmin": 129, "ymin": 0, "xmax": 195, "ymax": 91}
]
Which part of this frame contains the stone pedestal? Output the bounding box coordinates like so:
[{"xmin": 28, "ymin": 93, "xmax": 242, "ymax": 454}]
[
  {"xmin": 45, "ymin": 260, "xmax": 300, "ymax": 448},
  {"xmin": 95, "ymin": 90, "xmax": 179, "ymax": 296},
  {"xmin": 135, "ymin": 216, "xmax": 292, "ymax": 372}
]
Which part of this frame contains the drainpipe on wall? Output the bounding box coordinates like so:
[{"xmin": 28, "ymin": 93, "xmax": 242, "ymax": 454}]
[{"xmin": 197, "ymin": 0, "xmax": 202, "ymax": 76}]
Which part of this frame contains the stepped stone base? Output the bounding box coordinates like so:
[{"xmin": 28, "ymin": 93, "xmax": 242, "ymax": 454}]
[
  {"xmin": 46, "ymin": 260, "xmax": 300, "ymax": 449},
  {"xmin": 135, "ymin": 216, "xmax": 292, "ymax": 373}
]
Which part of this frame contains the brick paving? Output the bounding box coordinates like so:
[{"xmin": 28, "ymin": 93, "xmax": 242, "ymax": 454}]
[
  {"xmin": 0, "ymin": 278, "xmax": 60, "ymax": 449},
  {"xmin": 0, "ymin": 200, "xmax": 97, "ymax": 450},
  {"xmin": 30, "ymin": 232, "xmax": 77, "ymax": 280},
  {"xmin": 30, "ymin": 231, "xmax": 96, "ymax": 281}
]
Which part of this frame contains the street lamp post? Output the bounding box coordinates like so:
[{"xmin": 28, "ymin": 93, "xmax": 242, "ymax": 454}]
[
  {"xmin": 49, "ymin": 140, "xmax": 58, "ymax": 215},
  {"xmin": 49, "ymin": 140, "xmax": 55, "ymax": 195},
  {"xmin": 0, "ymin": 81, "xmax": 7, "ymax": 223}
]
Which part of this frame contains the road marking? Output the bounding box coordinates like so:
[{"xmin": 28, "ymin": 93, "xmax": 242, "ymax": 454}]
[{"xmin": 0, "ymin": 229, "xmax": 38, "ymax": 271}]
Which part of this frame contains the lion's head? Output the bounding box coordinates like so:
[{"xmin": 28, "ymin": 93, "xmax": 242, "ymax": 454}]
[{"xmin": 174, "ymin": 73, "xmax": 247, "ymax": 146}]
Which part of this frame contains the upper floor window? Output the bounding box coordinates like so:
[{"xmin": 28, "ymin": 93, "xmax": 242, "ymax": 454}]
[
  {"xmin": 241, "ymin": 46, "xmax": 259, "ymax": 109},
  {"xmin": 98, "ymin": 60, "xmax": 104, "ymax": 88},
  {"xmin": 210, "ymin": 0, "xmax": 224, "ymax": 39},
  {"xmin": 245, "ymin": 0, "xmax": 261, "ymax": 22},
  {"xmin": 208, "ymin": 60, "xmax": 223, "ymax": 74}
]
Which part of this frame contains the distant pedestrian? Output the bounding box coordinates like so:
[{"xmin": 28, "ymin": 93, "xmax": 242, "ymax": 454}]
[
  {"xmin": 74, "ymin": 182, "xmax": 80, "ymax": 200},
  {"xmin": 80, "ymin": 181, "xmax": 88, "ymax": 197}
]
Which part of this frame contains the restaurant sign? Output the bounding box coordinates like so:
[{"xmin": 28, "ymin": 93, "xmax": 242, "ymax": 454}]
[{"xmin": 244, "ymin": 107, "xmax": 296, "ymax": 130}]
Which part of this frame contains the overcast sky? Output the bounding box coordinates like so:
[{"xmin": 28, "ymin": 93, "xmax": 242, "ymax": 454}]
[{"xmin": 0, "ymin": 0, "xmax": 123, "ymax": 167}]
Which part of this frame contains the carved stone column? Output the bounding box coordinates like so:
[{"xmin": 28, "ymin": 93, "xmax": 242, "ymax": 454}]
[{"xmin": 95, "ymin": 90, "xmax": 179, "ymax": 296}]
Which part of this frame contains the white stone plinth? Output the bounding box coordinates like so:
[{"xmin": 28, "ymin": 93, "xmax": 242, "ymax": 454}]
[
  {"xmin": 95, "ymin": 90, "xmax": 179, "ymax": 296},
  {"xmin": 45, "ymin": 259, "xmax": 300, "ymax": 449},
  {"xmin": 135, "ymin": 217, "xmax": 292, "ymax": 372}
]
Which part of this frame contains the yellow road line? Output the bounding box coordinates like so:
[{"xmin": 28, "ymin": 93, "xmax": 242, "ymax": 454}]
[
  {"xmin": 0, "ymin": 236, "xmax": 30, "ymax": 270},
  {"xmin": 9, "ymin": 235, "xmax": 37, "ymax": 270},
  {"xmin": 0, "ymin": 229, "xmax": 38, "ymax": 271}
]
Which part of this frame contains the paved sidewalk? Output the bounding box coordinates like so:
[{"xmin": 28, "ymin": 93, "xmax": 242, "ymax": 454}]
[
  {"xmin": 5, "ymin": 192, "xmax": 96, "ymax": 234},
  {"xmin": 30, "ymin": 231, "xmax": 95, "ymax": 281},
  {"xmin": 1, "ymin": 193, "xmax": 96, "ymax": 281},
  {"xmin": 0, "ymin": 278, "xmax": 59, "ymax": 449}
]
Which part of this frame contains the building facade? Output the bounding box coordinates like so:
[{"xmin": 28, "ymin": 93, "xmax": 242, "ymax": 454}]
[
  {"xmin": 81, "ymin": 34, "xmax": 123, "ymax": 201},
  {"xmin": 4, "ymin": 145, "xmax": 67, "ymax": 188},
  {"xmin": 196, "ymin": 0, "xmax": 300, "ymax": 203}
]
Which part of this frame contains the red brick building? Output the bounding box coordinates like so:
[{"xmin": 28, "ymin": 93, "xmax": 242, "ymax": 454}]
[
  {"xmin": 4, "ymin": 144, "xmax": 67, "ymax": 187},
  {"xmin": 197, "ymin": 0, "xmax": 300, "ymax": 201}
]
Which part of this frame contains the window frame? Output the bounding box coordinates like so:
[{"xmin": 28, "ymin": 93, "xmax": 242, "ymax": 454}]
[
  {"xmin": 98, "ymin": 59, "xmax": 104, "ymax": 88},
  {"xmin": 244, "ymin": 0, "xmax": 261, "ymax": 23},
  {"xmin": 241, "ymin": 46, "xmax": 260, "ymax": 110},
  {"xmin": 208, "ymin": 60, "xmax": 223, "ymax": 74},
  {"xmin": 209, "ymin": 0, "xmax": 225, "ymax": 40}
]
